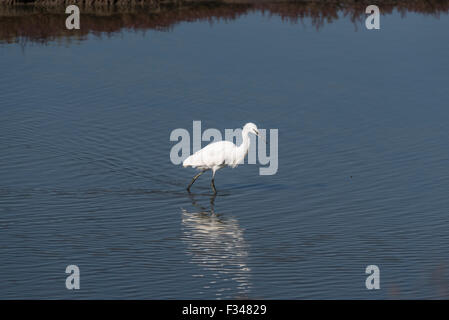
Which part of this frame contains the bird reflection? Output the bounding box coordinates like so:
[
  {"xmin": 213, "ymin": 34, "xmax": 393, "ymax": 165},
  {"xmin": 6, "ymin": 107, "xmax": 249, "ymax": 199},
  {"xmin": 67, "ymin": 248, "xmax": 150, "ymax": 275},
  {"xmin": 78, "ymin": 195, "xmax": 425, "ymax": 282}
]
[{"xmin": 181, "ymin": 193, "xmax": 251, "ymax": 298}]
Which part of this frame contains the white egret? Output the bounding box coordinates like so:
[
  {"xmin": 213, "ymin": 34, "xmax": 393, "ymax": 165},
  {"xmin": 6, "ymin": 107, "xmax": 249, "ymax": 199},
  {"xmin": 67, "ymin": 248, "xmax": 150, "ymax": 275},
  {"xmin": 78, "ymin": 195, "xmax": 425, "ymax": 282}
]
[{"xmin": 183, "ymin": 123, "xmax": 263, "ymax": 194}]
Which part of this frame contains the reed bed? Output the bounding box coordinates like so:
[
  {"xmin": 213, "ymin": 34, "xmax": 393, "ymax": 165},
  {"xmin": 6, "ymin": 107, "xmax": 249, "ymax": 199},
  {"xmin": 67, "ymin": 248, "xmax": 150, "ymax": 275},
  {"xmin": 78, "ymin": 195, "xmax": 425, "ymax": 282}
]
[{"xmin": 1, "ymin": 0, "xmax": 448, "ymax": 44}]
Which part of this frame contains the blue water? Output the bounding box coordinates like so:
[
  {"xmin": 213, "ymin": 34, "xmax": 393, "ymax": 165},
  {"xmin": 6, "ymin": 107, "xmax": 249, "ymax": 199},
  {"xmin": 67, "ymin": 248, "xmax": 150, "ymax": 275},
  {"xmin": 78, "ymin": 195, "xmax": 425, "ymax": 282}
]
[{"xmin": 1, "ymin": 9, "xmax": 449, "ymax": 299}]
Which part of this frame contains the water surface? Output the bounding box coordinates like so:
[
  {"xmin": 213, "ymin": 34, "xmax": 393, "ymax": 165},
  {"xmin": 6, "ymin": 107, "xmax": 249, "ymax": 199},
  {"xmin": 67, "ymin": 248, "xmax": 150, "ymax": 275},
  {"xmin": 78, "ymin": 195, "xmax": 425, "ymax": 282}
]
[{"xmin": 1, "ymin": 3, "xmax": 449, "ymax": 299}]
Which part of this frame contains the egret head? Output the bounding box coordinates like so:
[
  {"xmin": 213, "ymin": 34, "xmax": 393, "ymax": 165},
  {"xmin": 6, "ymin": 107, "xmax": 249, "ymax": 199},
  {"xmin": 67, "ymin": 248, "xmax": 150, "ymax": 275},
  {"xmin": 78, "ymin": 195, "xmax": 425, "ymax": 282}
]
[
  {"xmin": 243, "ymin": 122, "xmax": 259, "ymax": 136},
  {"xmin": 243, "ymin": 122, "xmax": 265, "ymax": 143}
]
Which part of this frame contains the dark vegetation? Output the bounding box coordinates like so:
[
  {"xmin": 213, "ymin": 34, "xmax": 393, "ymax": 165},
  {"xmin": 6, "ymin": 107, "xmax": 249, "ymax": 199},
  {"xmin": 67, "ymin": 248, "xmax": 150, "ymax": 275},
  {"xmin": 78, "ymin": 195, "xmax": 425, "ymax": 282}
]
[{"xmin": 1, "ymin": 0, "xmax": 448, "ymax": 44}]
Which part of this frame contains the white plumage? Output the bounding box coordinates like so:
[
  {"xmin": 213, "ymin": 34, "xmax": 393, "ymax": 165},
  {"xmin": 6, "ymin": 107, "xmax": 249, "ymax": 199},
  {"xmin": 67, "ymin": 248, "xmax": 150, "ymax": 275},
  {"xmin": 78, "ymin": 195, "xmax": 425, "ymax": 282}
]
[{"xmin": 183, "ymin": 122, "xmax": 262, "ymax": 194}]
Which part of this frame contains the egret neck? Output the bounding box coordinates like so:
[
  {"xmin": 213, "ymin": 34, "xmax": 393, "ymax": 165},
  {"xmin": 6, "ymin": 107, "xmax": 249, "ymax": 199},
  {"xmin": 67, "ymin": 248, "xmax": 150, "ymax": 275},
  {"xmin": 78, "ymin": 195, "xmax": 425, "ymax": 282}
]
[{"xmin": 234, "ymin": 127, "xmax": 252, "ymax": 166}]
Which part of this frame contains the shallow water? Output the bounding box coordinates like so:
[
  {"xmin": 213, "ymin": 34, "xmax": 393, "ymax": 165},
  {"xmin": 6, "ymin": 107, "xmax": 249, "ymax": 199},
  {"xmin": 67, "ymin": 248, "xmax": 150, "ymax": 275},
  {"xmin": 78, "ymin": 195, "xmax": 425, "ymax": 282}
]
[{"xmin": 1, "ymin": 5, "xmax": 449, "ymax": 299}]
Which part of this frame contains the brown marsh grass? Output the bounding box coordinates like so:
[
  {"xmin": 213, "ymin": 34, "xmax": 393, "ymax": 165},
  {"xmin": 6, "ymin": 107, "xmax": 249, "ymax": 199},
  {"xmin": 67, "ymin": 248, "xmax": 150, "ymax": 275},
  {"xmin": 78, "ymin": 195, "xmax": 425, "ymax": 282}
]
[{"xmin": 1, "ymin": 0, "xmax": 448, "ymax": 45}]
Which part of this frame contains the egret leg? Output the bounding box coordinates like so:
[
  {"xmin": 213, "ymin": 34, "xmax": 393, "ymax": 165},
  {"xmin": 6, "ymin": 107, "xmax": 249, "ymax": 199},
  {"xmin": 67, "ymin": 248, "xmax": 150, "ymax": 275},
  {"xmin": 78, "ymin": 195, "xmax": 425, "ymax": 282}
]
[
  {"xmin": 210, "ymin": 193, "xmax": 216, "ymax": 214},
  {"xmin": 187, "ymin": 171, "xmax": 204, "ymax": 192},
  {"xmin": 211, "ymin": 178, "xmax": 217, "ymax": 195}
]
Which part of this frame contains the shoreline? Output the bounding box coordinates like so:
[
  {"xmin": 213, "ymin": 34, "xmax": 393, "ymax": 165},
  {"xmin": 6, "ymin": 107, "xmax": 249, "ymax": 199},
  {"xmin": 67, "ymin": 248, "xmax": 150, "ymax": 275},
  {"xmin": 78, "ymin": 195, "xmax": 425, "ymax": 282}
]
[
  {"xmin": 2, "ymin": 0, "xmax": 449, "ymax": 7},
  {"xmin": 1, "ymin": 0, "xmax": 448, "ymax": 44}
]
